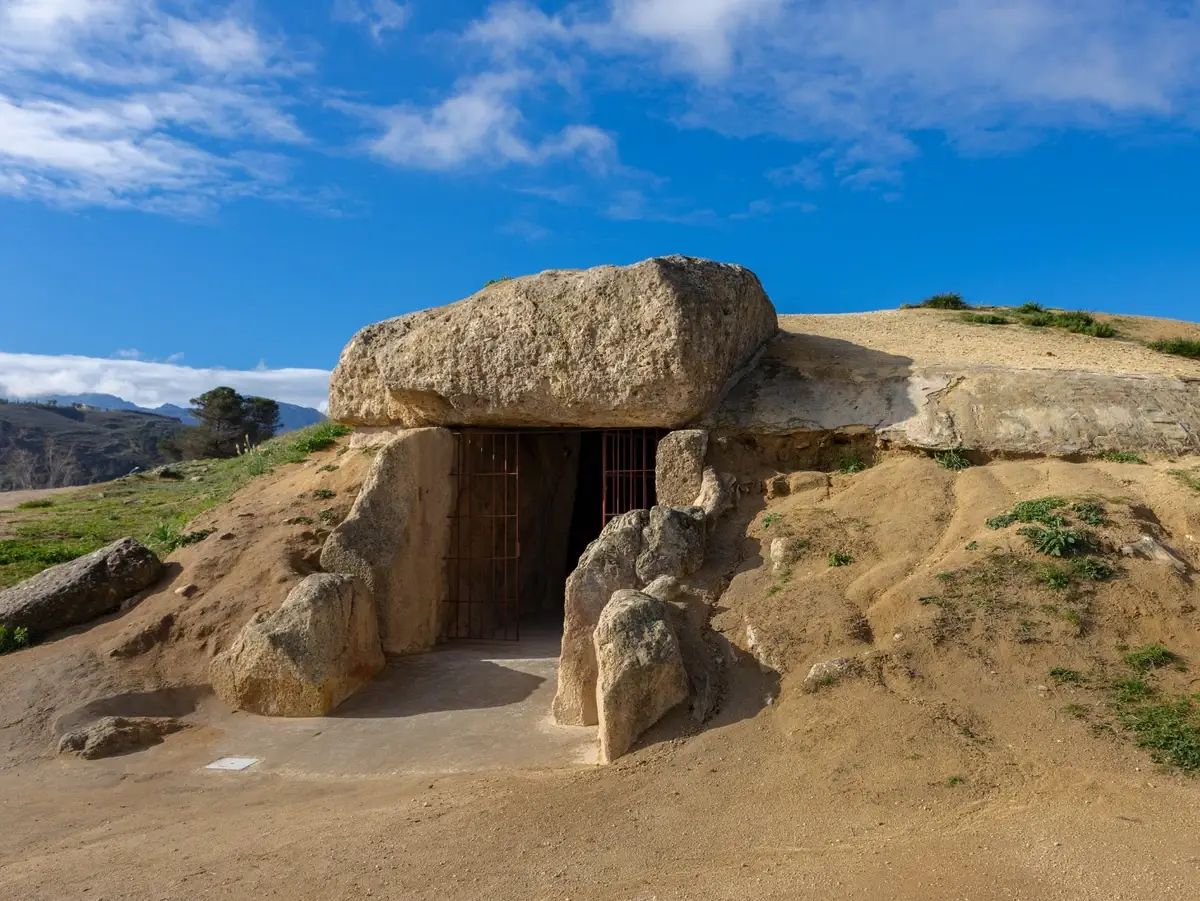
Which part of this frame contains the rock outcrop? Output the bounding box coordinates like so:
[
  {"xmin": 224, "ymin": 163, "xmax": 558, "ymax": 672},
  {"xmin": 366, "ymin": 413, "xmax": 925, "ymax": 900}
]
[
  {"xmin": 593, "ymin": 590, "xmax": 689, "ymax": 763},
  {"xmin": 320, "ymin": 428, "xmax": 455, "ymax": 654},
  {"xmin": 635, "ymin": 506, "xmax": 706, "ymax": 584},
  {"xmin": 0, "ymin": 538, "xmax": 162, "ymax": 636},
  {"xmin": 210, "ymin": 573, "xmax": 384, "ymax": 717},
  {"xmin": 58, "ymin": 716, "xmax": 188, "ymax": 760},
  {"xmin": 329, "ymin": 256, "xmax": 778, "ymax": 429}
]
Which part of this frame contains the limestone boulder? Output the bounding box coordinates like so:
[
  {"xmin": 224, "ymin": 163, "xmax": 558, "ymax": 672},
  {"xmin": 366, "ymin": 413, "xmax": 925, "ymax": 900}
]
[
  {"xmin": 655, "ymin": 430, "xmax": 708, "ymax": 506},
  {"xmin": 0, "ymin": 538, "xmax": 162, "ymax": 636},
  {"xmin": 553, "ymin": 510, "xmax": 648, "ymax": 726},
  {"xmin": 329, "ymin": 256, "xmax": 778, "ymax": 429},
  {"xmin": 58, "ymin": 716, "xmax": 188, "ymax": 760},
  {"xmin": 636, "ymin": 506, "xmax": 706, "ymax": 584},
  {"xmin": 210, "ymin": 574, "xmax": 384, "ymax": 717},
  {"xmin": 594, "ymin": 590, "xmax": 689, "ymax": 763},
  {"xmin": 695, "ymin": 466, "xmax": 736, "ymax": 526}
]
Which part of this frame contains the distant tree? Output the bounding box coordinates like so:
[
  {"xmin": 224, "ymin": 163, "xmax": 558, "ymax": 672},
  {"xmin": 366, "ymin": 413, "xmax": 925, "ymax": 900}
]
[{"xmin": 162, "ymin": 388, "xmax": 282, "ymax": 460}]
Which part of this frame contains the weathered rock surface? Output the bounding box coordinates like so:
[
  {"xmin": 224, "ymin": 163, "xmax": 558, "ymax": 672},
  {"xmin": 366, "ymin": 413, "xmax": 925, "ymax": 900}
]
[
  {"xmin": 636, "ymin": 506, "xmax": 705, "ymax": 584},
  {"xmin": 594, "ymin": 590, "xmax": 689, "ymax": 763},
  {"xmin": 554, "ymin": 510, "xmax": 648, "ymax": 726},
  {"xmin": 694, "ymin": 466, "xmax": 735, "ymax": 525},
  {"xmin": 710, "ymin": 328, "xmax": 1200, "ymax": 456},
  {"xmin": 320, "ymin": 428, "xmax": 455, "ymax": 654},
  {"xmin": 329, "ymin": 256, "xmax": 778, "ymax": 429},
  {"xmin": 803, "ymin": 657, "xmax": 859, "ymax": 691},
  {"xmin": 107, "ymin": 612, "xmax": 175, "ymax": 659},
  {"xmin": 0, "ymin": 538, "xmax": 162, "ymax": 636},
  {"xmin": 210, "ymin": 574, "xmax": 384, "ymax": 717},
  {"xmin": 655, "ymin": 430, "xmax": 708, "ymax": 506},
  {"xmin": 58, "ymin": 716, "xmax": 188, "ymax": 759}
]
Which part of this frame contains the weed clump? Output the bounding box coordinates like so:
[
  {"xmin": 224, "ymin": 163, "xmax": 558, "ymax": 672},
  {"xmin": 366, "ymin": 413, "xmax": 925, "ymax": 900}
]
[
  {"xmin": 16, "ymin": 499, "xmax": 54, "ymax": 510},
  {"xmin": 1147, "ymin": 338, "xmax": 1200, "ymax": 359},
  {"xmin": 828, "ymin": 551, "xmax": 853, "ymax": 567},
  {"xmin": 986, "ymin": 497, "xmax": 1066, "ymax": 530},
  {"xmin": 904, "ymin": 292, "xmax": 968, "ymax": 310},
  {"xmin": 1098, "ymin": 451, "xmax": 1146, "ymax": 465},
  {"xmin": 934, "ymin": 449, "xmax": 972, "ymax": 471},
  {"xmin": 761, "ymin": 513, "xmax": 781, "ymax": 529},
  {"xmin": 837, "ymin": 455, "xmax": 867, "ymax": 475},
  {"xmin": 961, "ymin": 312, "xmax": 1011, "ymax": 326},
  {"xmin": 1019, "ymin": 524, "xmax": 1092, "ymax": 557},
  {"xmin": 0, "ymin": 625, "xmax": 32, "ymax": 654},
  {"xmin": 1119, "ymin": 698, "xmax": 1200, "ymax": 771},
  {"xmin": 1048, "ymin": 667, "xmax": 1085, "ymax": 684},
  {"xmin": 1124, "ymin": 644, "xmax": 1180, "ymax": 673},
  {"xmin": 149, "ymin": 523, "xmax": 214, "ymax": 554},
  {"xmin": 314, "ymin": 488, "xmax": 336, "ymax": 500}
]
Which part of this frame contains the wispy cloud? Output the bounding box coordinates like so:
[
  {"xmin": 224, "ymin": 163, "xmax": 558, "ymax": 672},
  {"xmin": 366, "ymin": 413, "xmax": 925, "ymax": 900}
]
[
  {"xmin": 333, "ymin": 0, "xmax": 411, "ymax": 43},
  {"xmin": 0, "ymin": 0, "xmax": 307, "ymax": 213},
  {"xmin": 0, "ymin": 352, "xmax": 331, "ymax": 411}
]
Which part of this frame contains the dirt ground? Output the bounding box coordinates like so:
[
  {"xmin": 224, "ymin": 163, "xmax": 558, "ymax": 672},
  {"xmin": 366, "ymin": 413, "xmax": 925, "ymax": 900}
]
[
  {"xmin": 783, "ymin": 309, "xmax": 1200, "ymax": 376},
  {"xmin": 0, "ymin": 486, "xmax": 80, "ymax": 511},
  {"xmin": 3, "ymin": 452, "xmax": 1200, "ymax": 899}
]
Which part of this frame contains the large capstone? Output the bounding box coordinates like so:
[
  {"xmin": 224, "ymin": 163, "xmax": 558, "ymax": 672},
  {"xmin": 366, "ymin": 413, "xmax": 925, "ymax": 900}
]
[
  {"xmin": 594, "ymin": 590, "xmax": 689, "ymax": 763},
  {"xmin": 329, "ymin": 256, "xmax": 778, "ymax": 429},
  {"xmin": 0, "ymin": 538, "xmax": 162, "ymax": 637},
  {"xmin": 210, "ymin": 573, "xmax": 384, "ymax": 717}
]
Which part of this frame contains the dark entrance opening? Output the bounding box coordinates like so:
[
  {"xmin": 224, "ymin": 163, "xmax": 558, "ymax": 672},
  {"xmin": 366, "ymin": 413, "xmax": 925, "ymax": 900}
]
[{"xmin": 443, "ymin": 429, "xmax": 663, "ymax": 642}]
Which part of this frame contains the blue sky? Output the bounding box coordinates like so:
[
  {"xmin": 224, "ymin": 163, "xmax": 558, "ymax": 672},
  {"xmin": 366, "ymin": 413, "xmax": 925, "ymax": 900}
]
[{"xmin": 2, "ymin": 0, "xmax": 1200, "ymax": 409}]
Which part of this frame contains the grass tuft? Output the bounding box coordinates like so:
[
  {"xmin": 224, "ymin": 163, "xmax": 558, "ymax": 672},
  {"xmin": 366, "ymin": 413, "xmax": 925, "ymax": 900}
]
[
  {"xmin": 1048, "ymin": 667, "xmax": 1085, "ymax": 684},
  {"xmin": 837, "ymin": 455, "xmax": 867, "ymax": 475},
  {"xmin": 828, "ymin": 551, "xmax": 853, "ymax": 567},
  {"xmin": 934, "ymin": 449, "xmax": 973, "ymax": 471},
  {"xmin": 15, "ymin": 499, "xmax": 54, "ymax": 510},
  {"xmin": 1124, "ymin": 644, "xmax": 1180, "ymax": 673},
  {"xmin": 961, "ymin": 311, "xmax": 1011, "ymax": 326},
  {"xmin": 0, "ymin": 625, "xmax": 32, "ymax": 655},
  {"xmin": 1098, "ymin": 451, "xmax": 1146, "ymax": 465},
  {"xmin": 1147, "ymin": 338, "xmax": 1200, "ymax": 360}
]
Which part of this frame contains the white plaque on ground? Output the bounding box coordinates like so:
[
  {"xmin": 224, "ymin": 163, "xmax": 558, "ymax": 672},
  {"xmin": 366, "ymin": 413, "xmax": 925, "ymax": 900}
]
[{"xmin": 205, "ymin": 757, "xmax": 259, "ymax": 771}]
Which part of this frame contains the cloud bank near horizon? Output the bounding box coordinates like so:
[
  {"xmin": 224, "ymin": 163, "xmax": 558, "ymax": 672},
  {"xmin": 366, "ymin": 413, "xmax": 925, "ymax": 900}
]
[{"xmin": 0, "ymin": 352, "xmax": 331, "ymax": 412}]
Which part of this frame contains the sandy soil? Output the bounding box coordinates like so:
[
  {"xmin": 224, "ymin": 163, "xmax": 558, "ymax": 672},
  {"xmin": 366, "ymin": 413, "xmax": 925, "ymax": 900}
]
[
  {"xmin": 783, "ymin": 310, "xmax": 1200, "ymax": 377},
  {"xmin": 3, "ymin": 454, "xmax": 1200, "ymax": 899}
]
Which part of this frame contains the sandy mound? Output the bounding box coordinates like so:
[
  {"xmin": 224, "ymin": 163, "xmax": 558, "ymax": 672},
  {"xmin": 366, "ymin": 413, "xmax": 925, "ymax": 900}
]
[{"xmin": 0, "ymin": 439, "xmax": 372, "ymax": 766}]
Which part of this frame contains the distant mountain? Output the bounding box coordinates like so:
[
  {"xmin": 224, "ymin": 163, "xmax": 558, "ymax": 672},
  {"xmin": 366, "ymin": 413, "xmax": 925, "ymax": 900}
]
[
  {"xmin": 0, "ymin": 402, "xmax": 183, "ymax": 490},
  {"xmin": 26, "ymin": 394, "xmax": 326, "ymax": 433}
]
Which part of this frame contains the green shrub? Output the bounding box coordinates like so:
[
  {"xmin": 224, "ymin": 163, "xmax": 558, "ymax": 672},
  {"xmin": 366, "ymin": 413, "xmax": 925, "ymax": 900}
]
[
  {"xmin": 907, "ymin": 293, "xmax": 968, "ymax": 310},
  {"xmin": 0, "ymin": 625, "xmax": 32, "ymax": 655},
  {"xmin": 960, "ymin": 312, "xmax": 1011, "ymax": 325},
  {"xmin": 289, "ymin": 422, "xmax": 351, "ymax": 456},
  {"xmin": 1016, "ymin": 302, "xmax": 1045, "ymax": 314},
  {"xmin": 314, "ymin": 488, "xmax": 336, "ymax": 500},
  {"xmin": 1147, "ymin": 338, "xmax": 1200, "ymax": 360},
  {"xmin": 148, "ymin": 523, "xmax": 213, "ymax": 554},
  {"xmin": 837, "ymin": 455, "xmax": 867, "ymax": 474},
  {"xmin": 761, "ymin": 513, "xmax": 781, "ymax": 528},
  {"xmin": 1013, "ymin": 307, "xmax": 1116, "ymax": 338},
  {"xmin": 828, "ymin": 551, "xmax": 853, "ymax": 567},
  {"xmin": 1119, "ymin": 698, "xmax": 1200, "ymax": 772},
  {"xmin": 934, "ymin": 449, "xmax": 972, "ymax": 471}
]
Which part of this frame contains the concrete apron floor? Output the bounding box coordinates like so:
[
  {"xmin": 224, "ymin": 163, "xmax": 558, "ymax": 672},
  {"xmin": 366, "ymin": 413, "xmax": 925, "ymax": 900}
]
[{"xmin": 208, "ymin": 628, "xmax": 599, "ymax": 777}]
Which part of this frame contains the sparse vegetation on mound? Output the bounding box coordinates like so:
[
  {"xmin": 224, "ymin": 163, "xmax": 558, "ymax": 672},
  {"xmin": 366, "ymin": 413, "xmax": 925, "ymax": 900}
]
[
  {"xmin": 960, "ymin": 311, "xmax": 1012, "ymax": 326},
  {"xmin": 934, "ymin": 449, "xmax": 973, "ymax": 471},
  {"xmin": 1098, "ymin": 451, "xmax": 1147, "ymax": 464},
  {"xmin": 903, "ymin": 292, "xmax": 968, "ymax": 310},
  {"xmin": 1148, "ymin": 338, "xmax": 1200, "ymax": 359},
  {"xmin": 0, "ymin": 422, "xmax": 352, "ymax": 589},
  {"xmin": 901, "ymin": 295, "xmax": 1120, "ymax": 339}
]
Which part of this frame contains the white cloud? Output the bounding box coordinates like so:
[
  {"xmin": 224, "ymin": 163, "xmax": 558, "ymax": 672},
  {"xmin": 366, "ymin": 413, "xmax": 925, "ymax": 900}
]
[
  {"xmin": 0, "ymin": 0, "xmax": 308, "ymax": 213},
  {"xmin": 333, "ymin": 0, "xmax": 410, "ymax": 43},
  {"xmin": 366, "ymin": 70, "xmax": 618, "ymax": 171},
  {"xmin": 0, "ymin": 352, "xmax": 331, "ymax": 412}
]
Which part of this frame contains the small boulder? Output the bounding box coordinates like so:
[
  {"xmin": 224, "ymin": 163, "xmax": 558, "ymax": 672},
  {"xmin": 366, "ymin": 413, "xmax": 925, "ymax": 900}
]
[
  {"xmin": 1121, "ymin": 535, "xmax": 1188, "ymax": 574},
  {"xmin": 594, "ymin": 590, "xmax": 689, "ymax": 763},
  {"xmin": 0, "ymin": 538, "xmax": 162, "ymax": 636},
  {"xmin": 635, "ymin": 506, "xmax": 706, "ymax": 584},
  {"xmin": 695, "ymin": 467, "xmax": 735, "ymax": 526},
  {"xmin": 210, "ymin": 573, "xmax": 384, "ymax": 717},
  {"xmin": 58, "ymin": 716, "xmax": 188, "ymax": 760}
]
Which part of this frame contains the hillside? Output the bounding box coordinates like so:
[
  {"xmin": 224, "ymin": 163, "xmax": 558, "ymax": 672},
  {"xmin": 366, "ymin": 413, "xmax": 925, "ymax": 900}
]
[
  {"xmin": 0, "ymin": 402, "xmax": 183, "ymax": 490},
  {"xmin": 29, "ymin": 394, "xmax": 326, "ymax": 432}
]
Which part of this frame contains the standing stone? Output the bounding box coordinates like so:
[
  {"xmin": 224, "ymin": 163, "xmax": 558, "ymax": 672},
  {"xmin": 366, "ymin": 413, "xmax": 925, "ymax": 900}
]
[
  {"xmin": 635, "ymin": 506, "xmax": 706, "ymax": 584},
  {"xmin": 0, "ymin": 538, "xmax": 162, "ymax": 636},
  {"xmin": 594, "ymin": 590, "xmax": 689, "ymax": 763},
  {"xmin": 329, "ymin": 256, "xmax": 778, "ymax": 429},
  {"xmin": 655, "ymin": 430, "xmax": 708, "ymax": 507},
  {"xmin": 210, "ymin": 574, "xmax": 384, "ymax": 718},
  {"xmin": 553, "ymin": 510, "xmax": 648, "ymax": 726}
]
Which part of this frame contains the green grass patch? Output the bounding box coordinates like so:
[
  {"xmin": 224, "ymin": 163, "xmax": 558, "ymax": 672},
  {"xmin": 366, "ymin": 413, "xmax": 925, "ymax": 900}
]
[
  {"xmin": 1069, "ymin": 557, "xmax": 1115, "ymax": 581},
  {"xmin": 1119, "ymin": 698, "xmax": 1200, "ymax": 771},
  {"xmin": 1016, "ymin": 308, "xmax": 1116, "ymax": 338},
  {"xmin": 1097, "ymin": 451, "xmax": 1146, "ymax": 465},
  {"xmin": 313, "ymin": 488, "xmax": 336, "ymax": 500},
  {"xmin": 0, "ymin": 422, "xmax": 353, "ymax": 590},
  {"xmin": 1124, "ymin": 644, "xmax": 1180, "ymax": 673},
  {"xmin": 1113, "ymin": 677, "xmax": 1156, "ymax": 704},
  {"xmin": 1039, "ymin": 566, "xmax": 1071, "ymax": 591},
  {"xmin": 961, "ymin": 311, "xmax": 1011, "ymax": 325},
  {"xmin": 15, "ymin": 499, "xmax": 54, "ymax": 510},
  {"xmin": 1070, "ymin": 501, "xmax": 1108, "ymax": 526},
  {"xmin": 761, "ymin": 513, "xmax": 781, "ymax": 529},
  {"xmin": 1018, "ymin": 524, "xmax": 1092, "ymax": 557},
  {"xmin": 986, "ymin": 497, "xmax": 1067, "ymax": 530},
  {"xmin": 1049, "ymin": 667, "xmax": 1085, "ymax": 684},
  {"xmin": 934, "ymin": 449, "xmax": 972, "ymax": 471},
  {"xmin": 828, "ymin": 551, "xmax": 853, "ymax": 567},
  {"xmin": 1147, "ymin": 338, "xmax": 1200, "ymax": 360}
]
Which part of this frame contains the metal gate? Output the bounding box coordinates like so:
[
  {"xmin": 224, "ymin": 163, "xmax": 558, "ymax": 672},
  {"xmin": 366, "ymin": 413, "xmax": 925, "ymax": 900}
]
[
  {"xmin": 443, "ymin": 431, "xmax": 521, "ymax": 641},
  {"xmin": 601, "ymin": 428, "xmax": 664, "ymax": 526},
  {"xmin": 443, "ymin": 429, "xmax": 663, "ymax": 642}
]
